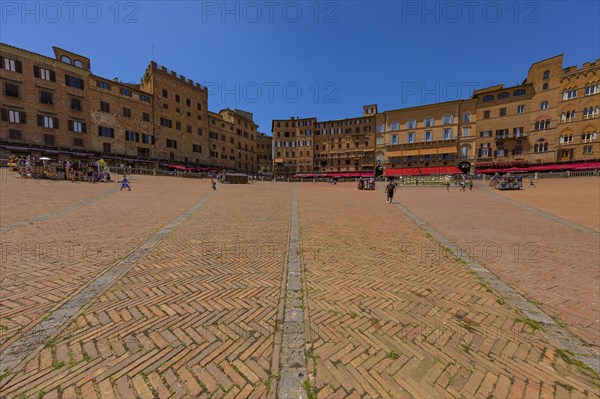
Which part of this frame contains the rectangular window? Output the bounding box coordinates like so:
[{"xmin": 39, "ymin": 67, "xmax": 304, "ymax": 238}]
[
  {"xmin": 390, "ymin": 134, "xmax": 399, "ymax": 144},
  {"xmin": 1, "ymin": 57, "xmax": 22, "ymax": 73},
  {"xmin": 406, "ymin": 119, "xmax": 416, "ymax": 129},
  {"xmin": 513, "ymin": 127, "xmax": 523, "ymax": 137},
  {"xmin": 138, "ymin": 147, "xmax": 150, "ymax": 157},
  {"xmin": 142, "ymin": 134, "xmax": 155, "ymax": 144},
  {"xmin": 540, "ymin": 101, "xmax": 549, "ymax": 110},
  {"xmin": 407, "ymin": 133, "xmax": 415, "ymax": 143},
  {"xmin": 142, "ymin": 112, "xmax": 150, "ymax": 122},
  {"xmin": 176, "ymin": 122, "xmax": 181, "ymax": 130},
  {"xmin": 2, "ymin": 109, "xmax": 25, "ymax": 123},
  {"xmin": 376, "ymin": 124, "xmax": 384, "ymax": 133},
  {"xmin": 140, "ymin": 94, "xmax": 150, "ymax": 102},
  {"xmin": 463, "ymin": 113, "xmax": 471, "ymax": 123},
  {"xmin": 480, "ymin": 130, "xmax": 491, "ymax": 138},
  {"xmin": 424, "ymin": 117, "xmax": 434, "ymax": 127},
  {"xmin": 162, "ymin": 89, "xmax": 168, "ymax": 98},
  {"xmin": 424, "ymin": 131, "xmax": 433, "ymax": 141},
  {"xmin": 65, "ymin": 75, "xmax": 84, "ymax": 89},
  {"xmin": 120, "ymin": 88, "xmax": 132, "ymax": 96},
  {"xmin": 175, "ymin": 94, "xmax": 180, "ymax": 103},
  {"xmin": 97, "ymin": 81, "xmax": 111, "ymax": 90},
  {"xmin": 100, "ymin": 101, "xmax": 110, "ymax": 112},
  {"xmin": 462, "ymin": 127, "xmax": 471, "ymax": 137},
  {"xmin": 123, "ymin": 107, "xmax": 131, "ymax": 118},
  {"xmin": 34, "ymin": 66, "xmax": 55, "ymax": 82},
  {"xmin": 125, "ymin": 131, "xmax": 139, "ymax": 142},
  {"xmin": 483, "ymin": 110, "xmax": 490, "ymax": 119},
  {"xmin": 166, "ymin": 139, "xmax": 177, "ymax": 149},
  {"xmin": 583, "ymin": 145, "xmax": 593, "ymax": 154},
  {"xmin": 103, "ymin": 143, "xmax": 111, "ymax": 153},
  {"xmin": 442, "ymin": 128, "xmax": 452, "ymax": 140},
  {"xmin": 40, "ymin": 90, "xmax": 53, "ymax": 105},
  {"xmin": 43, "ymin": 134, "xmax": 55, "ymax": 146},
  {"xmin": 499, "ymin": 108, "xmax": 507, "ymax": 117},
  {"xmin": 442, "ymin": 115, "xmax": 453, "ymax": 124},
  {"xmin": 4, "ymin": 82, "xmax": 19, "ymax": 97},
  {"xmin": 98, "ymin": 126, "xmax": 115, "ymax": 138},
  {"xmin": 38, "ymin": 115, "xmax": 57, "ymax": 128},
  {"xmin": 9, "ymin": 129, "xmax": 22, "ymax": 140},
  {"xmin": 390, "ymin": 121, "xmax": 400, "ymax": 131},
  {"xmin": 160, "ymin": 118, "xmax": 172, "ymax": 128},
  {"xmin": 73, "ymin": 138, "xmax": 84, "ymax": 147},
  {"xmin": 70, "ymin": 97, "xmax": 82, "ymax": 111},
  {"xmin": 193, "ymin": 144, "xmax": 202, "ymax": 153},
  {"xmin": 69, "ymin": 120, "xmax": 86, "ymax": 133},
  {"xmin": 517, "ymin": 105, "xmax": 525, "ymax": 114}
]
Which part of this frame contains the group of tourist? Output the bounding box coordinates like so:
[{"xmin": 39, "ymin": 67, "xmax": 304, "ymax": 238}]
[{"xmin": 357, "ymin": 177, "xmax": 376, "ymax": 190}]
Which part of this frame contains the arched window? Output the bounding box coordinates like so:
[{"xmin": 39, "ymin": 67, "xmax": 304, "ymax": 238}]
[
  {"xmin": 483, "ymin": 95, "xmax": 494, "ymax": 102},
  {"xmin": 498, "ymin": 92, "xmax": 509, "ymax": 99},
  {"xmin": 74, "ymin": 60, "xmax": 84, "ymax": 68},
  {"xmin": 60, "ymin": 55, "xmax": 71, "ymax": 64},
  {"xmin": 544, "ymin": 143, "xmax": 549, "ymax": 152},
  {"xmin": 543, "ymin": 70, "xmax": 550, "ymax": 80},
  {"xmin": 513, "ymin": 89, "xmax": 526, "ymax": 97},
  {"xmin": 534, "ymin": 144, "xmax": 539, "ymax": 152}
]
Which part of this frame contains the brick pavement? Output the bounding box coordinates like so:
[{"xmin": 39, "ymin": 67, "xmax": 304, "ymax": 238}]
[
  {"xmin": 395, "ymin": 181, "xmax": 600, "ymax": 352},
  {"xmin": 1, "ymin": 175, "xmax": 212, "ymax": 352},
  {"xmin": 298, "ymin": 183, "xmax": 599, "ymax": 398},
  {"xmin": 1, "ymin": 178, "xmax": 599, "ymax": 398},
  {"xmin": 492, "ymin": 177, "xmax": 600, "ymax": 232},
  {"xmin": 1, "ymin": 182, "xmax": 292, "ymax": 398},
  {"xmin": 0, "ymin": 169, "xmax": 115, "ymax": 228}
]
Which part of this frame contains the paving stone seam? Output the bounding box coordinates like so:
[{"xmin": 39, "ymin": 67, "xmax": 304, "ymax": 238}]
[
  {"xmin": 278, "ymin": 184, "xmax": 309, "ymax": 399},
  {"xmin": 480, "ymin": 181, "xmax": 600, "ymax": 237},
  {"xmin": 392, "ymin": 199, "xmax": 600, "ymax": 374},
  {"xmin": 0, "ymin": 190, "xmax": 215, "ymax": 380},
  {"xmin": 0, "ymin": 185, "xmax": 119, "ymax": 234}
]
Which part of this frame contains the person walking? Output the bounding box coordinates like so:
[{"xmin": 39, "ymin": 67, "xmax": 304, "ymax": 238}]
[
  {"xmin": 211, "ymin": 179, "xmax": 217, "ymax": 190},
  {"xmin": 468, "ymin": 180, "xmax": 473, "ymax": 191},
  {"xmin": 120, "ymin": 174, "xmax": 131, "ymax": 191},
  {"xmin": 446, "ymin": 181, "xmax": 450, "ymax": 192},
  {"xmin": 386, "ymin": 181, "xmax": 396, "ymax": 204},
  {"xmin": 529, "ymin": 178, "xmax": 536, "ymax": 188},
  {"xmin": 460, "ymin": 180, "xmax": 466, "ymax": 192}
]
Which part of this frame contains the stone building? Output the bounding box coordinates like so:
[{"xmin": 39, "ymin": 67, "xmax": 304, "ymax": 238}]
[{"xmin": 0, "ymin": 43, "xmax": 259, "ymax": 172}]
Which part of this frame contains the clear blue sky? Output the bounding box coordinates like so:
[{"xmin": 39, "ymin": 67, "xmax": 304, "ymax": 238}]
[{"xmin": 2, "ymin": 1, "xmax": 599, "ymax": 133}]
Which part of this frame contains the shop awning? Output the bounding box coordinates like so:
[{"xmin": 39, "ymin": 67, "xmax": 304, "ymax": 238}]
[{"xmin": 384, "ymin": 166, "xmax": 462, "ymax": 176}]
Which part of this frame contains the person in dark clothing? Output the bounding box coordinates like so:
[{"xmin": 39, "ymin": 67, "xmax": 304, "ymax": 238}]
[{"xmin": 386, "ymin": 182, "xmax": 396, "ymax": 204}]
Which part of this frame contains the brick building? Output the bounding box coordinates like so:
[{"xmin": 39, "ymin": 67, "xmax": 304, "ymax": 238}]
[
  {"xmin": 256, "ymin": 132, "xmax": 273, "ymax": 174},
  {"xmin": 272, "ymin": 54, "xmax": 599, "ymax": 176},
  {"xmin": 0, "ymin": 43, "xmax": 259, "ymax": 173}
]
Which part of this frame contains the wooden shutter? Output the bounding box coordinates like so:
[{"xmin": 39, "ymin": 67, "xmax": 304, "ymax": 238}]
[
  {"xmin": 20, "ymin": 112, "xmax": 26, "ymax": 124},
  {"xmin": 37, "ymin": 115, "xmax": 44, "ymax": 127},
  {"xmin": 50, "ymin": 70, "xmax": 56, "ymax": 82},
  {"xmin": 33, "ymin": 66, "xmax": 40, "ymax": 78},
  {"xmin": 81, "ymin": 122, "xmax": 87, "ymax": 133},
  {"xmin": 54, "ymin": 117, "xmax": 59, "ymax": 129},
  {"xmin": 15, "ymin": 60, "xmax": 22, "ymax": 73},
  {"xmin": 0, "ymin": 109, "xmax": 7, "ymax": 121},
  {"xmin": 68, "ymin": 120, "xmax": 74, "ymax": 131}
]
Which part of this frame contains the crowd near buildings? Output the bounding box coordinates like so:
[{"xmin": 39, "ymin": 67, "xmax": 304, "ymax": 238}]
[{"xmin": 0, "ymin": 43, "xmax": 598, "ymax": 177}]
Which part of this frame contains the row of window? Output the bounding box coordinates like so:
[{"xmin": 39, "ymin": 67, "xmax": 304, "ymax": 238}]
[
  {"xmin": 161, "ymin": 89, "xmax": 202, "ymax": 111},
  {"xmin": 560, "ymin": 107, "xmax": 600, "ymax": 122},
  {"xmin": 96, "ymin": 81, "xmax": 151, "ymax": 103},
  {"xmin": 479, "ymin": 127, "xmax": 524, "ymax": 138},
  {"xmin": 275, "ymin": 141, "xmax": 312, "ymax": 148},
  {"xmin": 482, "ymin": 89, "xmax": 527, "ymax": 102},
  {"xmin": 6, "ymin": 130, "xmax": 85, "ymax": 147},
  {"xmin": 389, "ymin": 129, "xmax": 454, "ymax": 144},
  {"xmin": 562, "ymin": 84, "xmax": 600, "ymax": 100},
  {"xmin": 559, "ymin": 132, "xmax": 598, "ymax": 144}
]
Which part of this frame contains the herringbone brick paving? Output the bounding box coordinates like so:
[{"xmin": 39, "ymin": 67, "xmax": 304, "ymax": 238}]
[
  {"xmin": 493, "ymin": 177, "xmax": 600, "ymax": 231},
  {"xmin": 1, "ymin": 182, "xmax": 292, "ymax": 398},
  {"xmin": 297, "ymin": 183, "xmax": 599, "ymax": 399},
  {"xmin": 1, "ymin": 177, "xmax": 599, "ymax": 398},
  {"xmin": 0, "ymin": 170, "xmax": 115, "ymax": 227},
  {"xmin": 396, "ymin": 181, "xmax": 600, "ymax": 353},
  {"xmin": 0, "ymin": 175, "xmax": 212, "ymax": 352}
]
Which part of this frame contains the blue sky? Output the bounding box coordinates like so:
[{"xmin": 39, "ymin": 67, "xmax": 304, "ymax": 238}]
[{"xmin": 2, "ymin": 1, "xmax": 599, "ymax": 133}]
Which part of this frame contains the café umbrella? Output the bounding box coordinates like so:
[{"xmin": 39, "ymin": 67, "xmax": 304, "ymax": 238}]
[{"xmin": 39, "ymin": 157, "xmax": 51, "ymax": 161}]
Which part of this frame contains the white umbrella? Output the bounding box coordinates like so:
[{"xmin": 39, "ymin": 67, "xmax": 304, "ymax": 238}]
[{"xmin": 39, "ymin": 157, "xmax": 51, "ymax": 161}]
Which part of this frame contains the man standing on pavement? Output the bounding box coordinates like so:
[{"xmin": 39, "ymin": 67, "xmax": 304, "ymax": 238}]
[{"xmin": 386, "ymin": 181, "xmax": 396, "ymax": 204}]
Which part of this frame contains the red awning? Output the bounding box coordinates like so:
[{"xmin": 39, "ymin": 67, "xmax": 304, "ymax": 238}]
[{"xmin": 384, "ymin": 166, "xmax": 462, "ymax": 176}]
